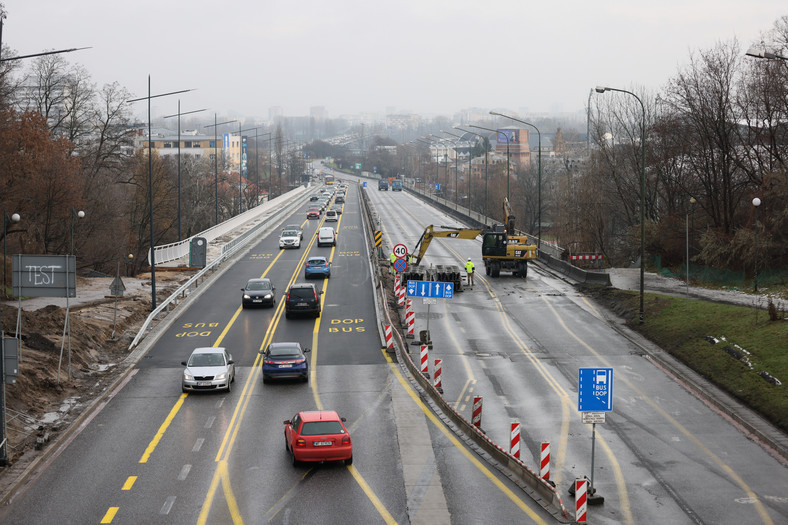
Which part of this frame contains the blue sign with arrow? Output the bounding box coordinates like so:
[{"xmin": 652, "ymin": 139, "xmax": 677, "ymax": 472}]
[{"xmin": 406, "ymin": 280, "xmax": 454, "ymax": 299}]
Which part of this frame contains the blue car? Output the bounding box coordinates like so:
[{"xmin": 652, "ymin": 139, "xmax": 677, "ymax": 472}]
[
  {"xmin": 261, "ymin": 342, "xmax": 310, "ymax": 383},
  {"xmin": 305, "ymin": 256, "xmax": 331, "ymax": 279}
]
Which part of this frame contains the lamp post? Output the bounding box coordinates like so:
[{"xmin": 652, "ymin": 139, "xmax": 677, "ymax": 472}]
[
  {"xmin": 752, "ymin": 197, "xmax": 761, "ymax": 293},
  {"xmin": 456, "ymin": 127, "xmax": 489, "ymax": 218},
  {"xmin": 127, "ymin": 79, "xmax": 192, "ymax": 312},
  {"xmin": 0, "ymin": 210, "xmax": 20, "ymax": 466},
  {"xmin": 2, "ymin": 212, "xmax": 20, "ymax": 299},
  {"xmin": 162, "ymin": 103, "xmax": 208, "ymax": 241},
  {"xmin": 469, "ymin": 124, "xmax": 511, "ymax": 202},
  {"xmin": 686, "ymin": 197, "xmax": 696, "ymax": 310},
  {"xmin": 239, "ymin": 127, "xmax": 261, "ymax": 207},
  {"xmin": 416, "ymin": 138, "xmax": 437, "ymax": 193},
  {"xmin": 745, "ymin": 43, "xmax": 788, "ymax": 61},
  {"xmin": 204, "ymin": 115, "xmax": 237, "ymax": 225},
  {"xmin": 441, "ymin": 130, "xmax": 465, "ymax": 210},
  {"xmin": 70, "ymin": 208, "xmax": 85, "ymax": 255},
  {"xmin": 490, "ymin": 112, "xmax": 542, "ymax": 249},
  {"xmin": 595, "ymin": 85, "xmax": 647, "ymax": 324}
]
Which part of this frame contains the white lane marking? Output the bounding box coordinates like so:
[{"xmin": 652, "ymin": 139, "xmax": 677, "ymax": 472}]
[
  {"xmin": 205, "ymin": 416, "xmax": 216, "ymax": 429},
  {"xmin": 177, "ymin": 464, "xmax": 191, "ymax": 481},
  {"xmin": 193, "ymin": 438, "xmax": 204, "ymax": 452},
  {"xmin": 160, "ymin": 496, "xmax": 176, "ymax": 515}
]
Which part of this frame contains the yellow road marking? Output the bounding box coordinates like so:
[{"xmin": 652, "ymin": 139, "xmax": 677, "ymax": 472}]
[
  {"xmin": 121, "ymin": 476, "xmax": 136, "ymax": 490},
  {"xmin": 381, "ymin": 348, "xmax": 548, "ymax": 524},
  {"xmin": 139, "ymin": 393, "xmax": 187, "ymax": 463},
  {"xmin": 348, "ymin": 465, "xmax": 397, "ymax": 524},
  {"xmin": 100, "ymin": 507, "xmax": 118, "ymax": 523}
]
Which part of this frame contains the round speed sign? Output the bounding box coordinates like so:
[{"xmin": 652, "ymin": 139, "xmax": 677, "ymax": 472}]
[{"xmin": 393, "ymin": 243, "xmax": 408, "ymax": 259}]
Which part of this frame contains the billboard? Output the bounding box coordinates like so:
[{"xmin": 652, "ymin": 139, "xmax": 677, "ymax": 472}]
[
  {"xmin": 12, "ymin": 254, "xmax": 76, "ymax": 298},
  {"xmin": 497, "ymin": 129, "xmax": 518, "ymax": 144}
]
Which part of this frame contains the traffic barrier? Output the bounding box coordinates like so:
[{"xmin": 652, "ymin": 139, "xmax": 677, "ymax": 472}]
[
  {"xmin": 569, "ymin": 254, "xmax": 604, "ymax": 260},
  {"xmin": 540, "ymin": 442, "xmax": 550, "ymax": 480},
  {"xmin": 472, "ymin": 396, "xmax": 482, "ymax": 428},
  {"xmin": 405, "ymin": 299, "xmax": 415, "ymax": 338},
  {"xmin": 420, "ymin": 345, "xmax": 430, "ymax": 378},
  {"xmin": 575, "ymin": 479, "xmax": 587, "ymax": 523},
  {"xmin": 394, "ymin": 274, "xmax": 402, "ymax": 305},
  {"xmin": 384, "ymin": 324, "xmax": 393, "ymax": 351},
  {"xmin": 398, "ymin": 280, "xmax": 406, "ymax": 306},
  {"xmin": 510, "ymin": 421, "xmax": 521, "ymax": 459},
  {"xmin": 433, "ymin": 358, "xmax": 443, "ymax": 393}
]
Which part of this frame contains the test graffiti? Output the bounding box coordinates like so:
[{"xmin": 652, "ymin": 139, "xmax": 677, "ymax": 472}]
[{"xmin": 25, "ymin": 265, "xmax": 63, "ymax": 285}]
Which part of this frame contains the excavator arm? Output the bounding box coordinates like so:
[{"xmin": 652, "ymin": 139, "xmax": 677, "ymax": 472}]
[{"xmin": 411, "ymin": 225, "xmax": 484, "ymax": 266}]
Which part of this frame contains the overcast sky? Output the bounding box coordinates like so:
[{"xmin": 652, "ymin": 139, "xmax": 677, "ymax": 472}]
[{"xmin": 3, "ymin": 1, "xmax": 785, "ymax": 121}]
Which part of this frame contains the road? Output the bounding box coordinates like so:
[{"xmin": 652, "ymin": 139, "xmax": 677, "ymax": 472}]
[{"xmin": 0, "ymin": 177, "xmax": 557, "ymax": 524}]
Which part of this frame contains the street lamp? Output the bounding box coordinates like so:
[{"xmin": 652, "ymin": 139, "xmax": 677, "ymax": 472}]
[
  {"xmin": 745, "ymin": 43, "xmax": 788, "ymax": 61},
  {"xmin": 416, "ymin": 138, "xmax": 438, "ymax": 193},
  {"xmin": 162, "ymin": 103, "xmax": 208, "ymax": 241},
  {"xmin": 753, "ymin": 197, "xmax": 761, "ymax": 293},
  {"xmin": 469, "ymin": 124, "xmax": 511, "ymax": 202},
  {"xmin": 686, "ymin": 197, "xmax": 696, "ymax": 310},
  {"xmin": 456, "ymin": 127, "xmax": 489, "ymax": 218},
  {"xmin": 441, "ymin": 130, "xmax": 464, "ymax": 210},
  {"xmin": 490, "ymin": 112, "xmax": 542, "ymax": 249},
  {"xmin": 595, "ymin": 85, "xmax": 647, "ymax": 324},
  {"xmin": 2, "ymin": 212, "xmax": 20, "ymax": 299},
  {"xmin": 70, "ymin": 208, "xmax": 85, "ymax": 255},
  {"xmin": 204, "ymin": 115, "xmax": 238, "ymax": 225},
  {"xmin": 127, "ymin": 78, "xmax": 192, "ymax": 311},
  {"xmin": 240, "ymin": 127, "xmax": 262, "ymax": 207}
]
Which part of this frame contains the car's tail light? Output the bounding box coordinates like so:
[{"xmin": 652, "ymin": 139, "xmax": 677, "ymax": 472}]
[
  {"xmin": 313, "ymin": 289, "xmax": 318, "ymax": 302},
  {"xmin": 341, "ymin": 436, "xmax": 351, "ymax": 445},
  {"xmin": 286, "ymin": 290, "xmax": 291, "ymax": 302},
  {"xmin": 296, "ymin": 438, "xmax": 306, "ymax": 447}
]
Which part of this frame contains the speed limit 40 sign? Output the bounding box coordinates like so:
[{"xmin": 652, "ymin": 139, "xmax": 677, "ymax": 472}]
[{"xmin": 393, "ymin": 243, "xmax": 408, "ymax": 259}]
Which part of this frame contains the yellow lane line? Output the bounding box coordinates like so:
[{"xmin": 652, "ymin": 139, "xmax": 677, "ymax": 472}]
[
  {"xmin": 100, "ymin": 507, "xmax": 118, "ymax": 523},
  {"xmin": 139, "ymin": 394, "xmax": 187, "ymax": 463},
  {"xmin": 381, "ymin": 348, "xmax": 548, "ymax": 524},
  {"xmin": 121, "ymin": 476, "xmax": 136, "ymax": 490},
  {"xmin": 347, "ymin": 465, "xmax": 397, "ymax": 525}
]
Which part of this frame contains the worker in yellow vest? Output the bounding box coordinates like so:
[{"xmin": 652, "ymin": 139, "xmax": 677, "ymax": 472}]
[
  {"xmin": 465, "ymin": 257, "xmax": 475, "ymax": 287},
  {"xmin": 389, "ymin": 251, "xmax": 397, "ymax": 274}
]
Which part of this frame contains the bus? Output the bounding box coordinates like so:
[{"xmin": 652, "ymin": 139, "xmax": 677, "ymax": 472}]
[{"xmin": 324, "ymin": 174, "xmax": 335, "ymax": 185}]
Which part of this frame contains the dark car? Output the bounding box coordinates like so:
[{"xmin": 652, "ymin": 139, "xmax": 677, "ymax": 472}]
[
  {"xmin": 330, "ymin": 204, "xmax": 343, "ymax": 215},
  {"xmin": 285, "ymin": 283, "xmax": 323, "ymax": 319},
  {"xmin": 260, "ymin": 342, "xmax": 310, "ymax": 383},
  {"xmin": 335, "ymin": 195, "xmax": 345, "ymax": 204},
  {"xmin": 241, "ymin": 278, "xmax": 276, "ymax": 308},
  {"xmin": 310, "ymin": 194, "xmax": 320, "ymax": 201}
]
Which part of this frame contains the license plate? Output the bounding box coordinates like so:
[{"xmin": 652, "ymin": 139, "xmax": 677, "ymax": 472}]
[
  {"xmin": 197, "ymin": 381, "xmax": 212, "ymax": 387},
  {"xmin": 279, "ymin": 364, "xmax": 292, "ymax": 368},
  {"xmin": 297, "ymin": 302, "xmax": 308, "ymax": 306},
  {"xmin": 253, "ymin": 299, "xmax": 262, "ymax": 302},
  {"xmin": 313, "ymin": 441, "xmax": 332, "ymax": 446}
]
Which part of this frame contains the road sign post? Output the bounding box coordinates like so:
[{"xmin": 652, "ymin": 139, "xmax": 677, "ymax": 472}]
[{"xmin": 577, "ymin": 368, "xmax": 612, "ymax": 506}]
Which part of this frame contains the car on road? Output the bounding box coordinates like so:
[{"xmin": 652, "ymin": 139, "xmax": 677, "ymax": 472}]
[
  {"xmin": 310, "ymin": 194, "xmax": 320, "ymax": 201},
  {"xmin": 324, "ymin": 210, "xmax": 338, "ymax": 222},
  {"xmin": 283, "ymin": 223, "xmax": 303, "ymax": 240},
  {"xmin": 335, "ymin": 195, "xmax": 345, "ymax": 204},
  {"xmin": 279, "ymin": 229, "xmax": 301, "ymax": 249},
  {"xmin": 261, "ymin": 342, "xmax": 310, "ymax": 383},
  {"xmin": 317, "ymin": 226, "xmax": 336, "ymax": 247},
  {"xmin": 330, "ymin": 204, "xmax": 342, "ymax": 215},
  {"xmin": 283, "ymin": 410, "xmax": 353, "ymax": 466},
  {"xmin": 307, "ymin": 208, "xmax": 321, "ymax": 220},
  {"xmin": 181, "ymin": 347, "xmax": 235, "ymax": 393},
  {"xmin": 305, "ymin": 256, "xmax": 331, "ymax": 279},
  {"xmin": 284, "ymin": 282, "xmax": 323, "ymax": 318},
  {"xmin": 241, "ymin": 278, "xmax": 276, "ymax": 308}
]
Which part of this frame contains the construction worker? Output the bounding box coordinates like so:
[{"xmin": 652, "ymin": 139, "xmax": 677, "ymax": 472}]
[
  {"xmin": 389, "ymin": 251, "xmax": 397, "ymax": 274},
  {"xmin": 465, "ymin": 257, "xmax": 475, "ymax": 287}
]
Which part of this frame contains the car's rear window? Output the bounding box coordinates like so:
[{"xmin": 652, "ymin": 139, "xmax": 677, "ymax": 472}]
[
  {"xmin": 300, "ymin": 421, "xmax": 345, "ymax": 436},
  {"xmin": 270, "ymin": 346, "xmax": 301, "ymax": 357},
  {"xmin": 289, "ymin": 288, "xmax": 314, "ymax": 299},
  {"xmin": 307, "ymin": 259, "xmax": 325, "ymax": 266}
]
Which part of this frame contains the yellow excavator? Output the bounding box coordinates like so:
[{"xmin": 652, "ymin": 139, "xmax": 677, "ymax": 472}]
[{"xmin": 410, "ymin": 198, "xmax": 537, "ymax": 277}]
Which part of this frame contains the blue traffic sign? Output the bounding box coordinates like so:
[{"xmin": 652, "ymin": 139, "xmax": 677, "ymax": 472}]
[
  {"xmin": 578, "ymin": 368, "xmax": 613, "ymax": 412},
  {"xmin": 406, "ymin": 280, "xmax": 454, "ymax": 299}
]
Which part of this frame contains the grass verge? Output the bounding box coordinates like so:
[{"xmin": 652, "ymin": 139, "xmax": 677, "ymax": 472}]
[{"xmin": 583, "ymin": 286, "xmax": 788, "ymax": 434}]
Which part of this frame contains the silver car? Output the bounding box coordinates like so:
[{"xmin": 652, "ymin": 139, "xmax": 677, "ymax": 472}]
[
  {"xmin": 279, "ymin": 229, "xmax": 301, "ymax": 249},
  {"xmin": 181, "ymin": 347, "xmax": 235, "ymax": 393}
]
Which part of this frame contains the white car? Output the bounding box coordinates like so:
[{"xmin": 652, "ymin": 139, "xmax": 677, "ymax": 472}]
[
  {"xmin": 324, "ymin": 210, "xmax": 338, "ymax": 222},
  {"xmin": 317, "ymin": 226, "xmax": 336, "ymax": 247},
  {"xmin": 284, "ymin": 224, "xmax": 304, "ymax": 240},
  {"xmin": 181, "ymin": 347, "xmax": 235, "ymax": 393},
  {"xmin": 279, "ymin": 229, "xmax": 301, "ymax": 249}
]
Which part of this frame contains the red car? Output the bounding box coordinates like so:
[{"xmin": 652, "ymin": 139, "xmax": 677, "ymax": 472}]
[
  {"xmin": 306, "ymin": 208, "xmax": 321, "ymax": 219},
  {"xmin": 283, "ymin": 410, "xmax": 353, "ymax": 466}
]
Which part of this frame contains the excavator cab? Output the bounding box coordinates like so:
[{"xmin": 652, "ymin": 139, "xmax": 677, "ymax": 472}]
[{"xmin": 481, "ymin": 226, "xmax": 508, "ymax": 258}]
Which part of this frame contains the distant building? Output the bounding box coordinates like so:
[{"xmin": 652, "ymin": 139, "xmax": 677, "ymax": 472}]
[
  {"xmin": 310, "ymin": 106, "xmax": 327, "ymax": 120},
  {"xmin": 139, "ymin": 128, "xmax": 220, "ymax": 161},
  {"xmin": 494, "ymin": 127, "xmax": 531, "ymax": 168}
]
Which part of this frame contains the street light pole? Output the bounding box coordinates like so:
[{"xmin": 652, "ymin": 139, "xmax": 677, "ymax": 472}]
[
  {"xmin": 686, "ymin": 197, "xmax": 696, "ymax": 310},
  {"xmin": 752, "ymin": 197, "xmax": 761, "ymax": 293},
  {"xmin": 70, "ymin": 208, "xmax": 85, "ymax": 255},
  {"xmin": 162, "ymin": 104, "xmax": 208, "ymax": 241},
  {"xmin": 490, "ymin": 112, "xmax": 542, "ymax": 249},
  {"xmin": 456, "ymin": 127, "xmax": 490, "ymax": 218},
  {"xmin": 127, "ymin": 79, "xmax": 192, "ymax": 311},
  {"xmin": 204, "ymin": 116, "xmax": 237, "ymax": 225},
  {"xmin": 595, "ymin": 85, "xmax": 647, "ymax": 324},
  {"xmin": 441, "ymin": 130, "xmax": 464, "ymax": 210}
]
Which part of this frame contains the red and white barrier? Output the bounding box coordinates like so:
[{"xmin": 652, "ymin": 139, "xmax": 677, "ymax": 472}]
[
  {"xmin": 394, "ymin": 275, "xmax": 403, "ymax": 305},
  {"xmin": 384, "ymin": 324, "xmax": 393, "ymax": 351},
  {"xmin": 420, "ymin": 345, "xmax": 430, "ymax": 377},
  {"xmin": 510, "ymin": 421, "xmax": 521, "ymax": 459},
  {"xmin": 540, "ymin": 442, "xmax": 550, "ymax": 480},
  {"xmin": 398, "ymin": 281, "xmax": 406, "ymax": 306},
  {"xmin": 472, "ymin": 396, "xmax": 482, "ymax": 428},
  {"xmin": 569, "ymin": 254, "xmax": 604, "ymax": 260},
  {"xmin": 433, "ymin": 358, "xmax": 442, "ymax": 391},
  {"xmin": 405, "ymin": 299, "xmax": 415, "ymax": 336},
  {"xmin": 575, "ymin": 479, "xmax": 587, "ymax": 523}
]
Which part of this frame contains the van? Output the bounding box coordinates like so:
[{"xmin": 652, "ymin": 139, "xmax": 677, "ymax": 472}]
[
  {"xmin": 317, "ymin": 226, "xmax": 336, "ymax": 247},
  {"xmin": 324, "ymin": 210, "xmax": 338, "ymax": 222}
]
